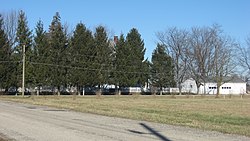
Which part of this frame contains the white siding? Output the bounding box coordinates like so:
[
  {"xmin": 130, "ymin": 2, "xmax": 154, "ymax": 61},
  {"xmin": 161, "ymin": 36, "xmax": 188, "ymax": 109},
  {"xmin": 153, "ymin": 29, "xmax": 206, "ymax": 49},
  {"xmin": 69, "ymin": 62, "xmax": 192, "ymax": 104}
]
[
  {"xmin": 181, "ymin": 79, "xmax": 197, "ymax": 94},
  {"xmin": 199, "ymin": 83, "xmax": 217, "ymax": 95},
  {"xmin": 180, "ymin": 78, "xmax": 246, "ymax": 95},
  {"xmin": 199, "ymin": 82, "xmax": 246, "ymax": 95},
  {"xmin": 121, "ymin": 87, "xmax": 141, "ymax": 93}
]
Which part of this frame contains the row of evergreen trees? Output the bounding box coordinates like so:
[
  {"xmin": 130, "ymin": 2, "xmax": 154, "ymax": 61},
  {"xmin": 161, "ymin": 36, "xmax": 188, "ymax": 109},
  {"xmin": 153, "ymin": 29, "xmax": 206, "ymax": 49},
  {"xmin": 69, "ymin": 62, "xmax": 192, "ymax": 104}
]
[{"xmin": 0, "ymin": 11, "xmax": 175, "ymax": 95}]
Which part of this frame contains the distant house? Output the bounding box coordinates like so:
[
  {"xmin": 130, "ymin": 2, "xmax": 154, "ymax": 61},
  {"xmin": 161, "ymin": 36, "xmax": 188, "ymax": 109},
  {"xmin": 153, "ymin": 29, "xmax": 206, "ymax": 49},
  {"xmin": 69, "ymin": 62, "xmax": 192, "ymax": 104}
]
[
  {"xmin": 181, "ymin": 78, "xmax": 198, "ymax": 94},
  {"xmin": 181, "ymin": 76, "xmax": 246, "ymax": 95}
]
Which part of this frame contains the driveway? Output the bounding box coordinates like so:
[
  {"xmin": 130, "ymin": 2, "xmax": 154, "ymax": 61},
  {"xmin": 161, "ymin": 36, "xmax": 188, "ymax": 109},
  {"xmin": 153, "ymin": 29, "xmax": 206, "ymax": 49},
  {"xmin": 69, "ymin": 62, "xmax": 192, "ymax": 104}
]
[{"xmin": 0, "ymin": 101, "xmax": 249, "ymax": 141}]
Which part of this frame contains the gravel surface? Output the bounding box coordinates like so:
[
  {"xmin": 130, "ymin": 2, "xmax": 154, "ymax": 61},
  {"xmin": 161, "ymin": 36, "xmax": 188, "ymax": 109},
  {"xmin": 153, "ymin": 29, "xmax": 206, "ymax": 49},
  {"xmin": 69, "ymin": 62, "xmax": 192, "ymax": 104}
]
[
  {"xmin": 0, "ymin": 100, "xmax": 249, "ymax": 141},
  {"xmin": 0, "ymin": 133, "xmax": 11, "ymax": 141}
]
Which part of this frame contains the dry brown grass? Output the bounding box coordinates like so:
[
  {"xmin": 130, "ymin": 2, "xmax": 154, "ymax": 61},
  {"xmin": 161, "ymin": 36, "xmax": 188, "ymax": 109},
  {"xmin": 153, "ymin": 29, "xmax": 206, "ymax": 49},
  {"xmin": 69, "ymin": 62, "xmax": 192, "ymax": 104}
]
[{"xmin": 1, "ymin": 95, "xmax": 250, "ymax": 136}]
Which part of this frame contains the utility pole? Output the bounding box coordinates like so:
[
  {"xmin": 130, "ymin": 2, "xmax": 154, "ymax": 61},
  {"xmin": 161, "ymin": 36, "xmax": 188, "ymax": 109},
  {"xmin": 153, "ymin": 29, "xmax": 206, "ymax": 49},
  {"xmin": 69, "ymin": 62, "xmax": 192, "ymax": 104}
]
[{"xmin": 22, "ymin": 44, "xmax": 25, "ymax": 97}]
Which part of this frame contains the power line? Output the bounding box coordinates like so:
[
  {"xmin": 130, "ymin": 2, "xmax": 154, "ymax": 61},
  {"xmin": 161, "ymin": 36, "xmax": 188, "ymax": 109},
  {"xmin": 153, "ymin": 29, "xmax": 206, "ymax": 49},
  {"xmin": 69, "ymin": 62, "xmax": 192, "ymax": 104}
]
[
  {"xmin": 28, "ymin": 52, "xmax": 147, "ymax": 66},
  {"xmin": 0, "ymin": 60, "xmax": 21, "ymax": 63},
  {"xmin": 28, "ymin": 61, "xmax": 171, "ymax": 76},
  {"xmin": 0, "ymin": 59, "xmax": 168, "ymax": 75},
  {"xmin": 28, "ymin": 61, "xmax": 151, "ymax": 75}
]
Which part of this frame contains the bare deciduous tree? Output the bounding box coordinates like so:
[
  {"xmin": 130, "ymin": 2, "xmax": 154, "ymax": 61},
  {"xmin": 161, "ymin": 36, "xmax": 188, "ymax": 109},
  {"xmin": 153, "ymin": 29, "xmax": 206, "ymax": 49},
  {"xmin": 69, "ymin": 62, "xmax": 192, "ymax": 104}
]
[
  {"xmin": 2, "ymin": 10, "xmax": 18, "ymax": 48},
  {"xmin": 157, "ymin": 27, "xmax": 189, "ymax": 95},
  {"xmin": 187, "ymin": 25, "xmax": 237, "ymax": 96},
  {"xmin": 238, "ymin": 36, "xmax": 250, "ymax": 82},
  {"xmin": 63, "ymin": 22, "xmax": 74, "ymax": 39},
  {"xmin": 213, "ymin": 35, "xmax": 237, "ymax": 96},
  {"xmin": 158, "ymin": 25, "xmax": 237, "ymax": 96},
  {"xmin": 186, "ymin": 26, "xmax": 217, "ymax": 94}
]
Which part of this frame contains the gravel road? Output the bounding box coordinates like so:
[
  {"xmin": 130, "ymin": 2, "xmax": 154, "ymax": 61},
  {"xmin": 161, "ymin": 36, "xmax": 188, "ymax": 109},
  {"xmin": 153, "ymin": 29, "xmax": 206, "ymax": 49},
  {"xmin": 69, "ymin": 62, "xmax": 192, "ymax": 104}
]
[{"xmin": 0, "ymin": 101, "xmax": 249, "ymax": 141}]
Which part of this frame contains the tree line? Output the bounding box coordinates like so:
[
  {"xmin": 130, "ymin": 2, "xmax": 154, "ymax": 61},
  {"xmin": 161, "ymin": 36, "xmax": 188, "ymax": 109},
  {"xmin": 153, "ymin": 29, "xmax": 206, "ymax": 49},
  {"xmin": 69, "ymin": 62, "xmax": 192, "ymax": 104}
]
[
  {"xmin": 0, "ymin": 10, "xmax": 249, "ymax": 96},
  {"xmin": 0, "ymin": 11, "xmax": 175, "ymax": 95}
]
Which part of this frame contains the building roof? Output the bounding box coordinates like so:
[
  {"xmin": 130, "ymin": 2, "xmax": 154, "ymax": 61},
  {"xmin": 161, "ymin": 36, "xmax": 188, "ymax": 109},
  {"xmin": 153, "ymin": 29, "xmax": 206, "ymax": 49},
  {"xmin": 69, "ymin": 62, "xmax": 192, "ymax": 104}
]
[{"xmin": 205, "ymin": 76, "xmax": 245, "ymax": 83}]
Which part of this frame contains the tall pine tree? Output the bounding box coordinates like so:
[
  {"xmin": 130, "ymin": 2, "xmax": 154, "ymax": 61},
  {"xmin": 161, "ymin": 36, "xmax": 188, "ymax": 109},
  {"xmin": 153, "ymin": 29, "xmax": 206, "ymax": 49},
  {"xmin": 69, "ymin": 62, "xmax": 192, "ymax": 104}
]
[
  {"xmin": 14, "ymin": 10, "xmax": 33, "ymax": 94},
  {"xmin": 0, "ymin": 14, "xmax": 12, "ymax": 91},
  {"xmin": 114, "ymin": 34, "xmax": 127, "ymax": 94},
  {"xmin": 125, "ymin": 28, "xmax": 146, "ymax": 87},
  {"xmin": 151, "ymin": 44, "xmax": 175, "ymax": 95},
  {"xmin": 93, "ymin": 26, "xmax": 112, "ymax": 94},
  {"xmin": 33, "ymin": 20, "xmax": 49, "ymax": 95},
  {"xmin": 70, "ymin": 22, "xmax": 94, "ymax": 95},
  {"xmin": 48, "ymin": 12, "xmax": 68, "ymax": 95}
]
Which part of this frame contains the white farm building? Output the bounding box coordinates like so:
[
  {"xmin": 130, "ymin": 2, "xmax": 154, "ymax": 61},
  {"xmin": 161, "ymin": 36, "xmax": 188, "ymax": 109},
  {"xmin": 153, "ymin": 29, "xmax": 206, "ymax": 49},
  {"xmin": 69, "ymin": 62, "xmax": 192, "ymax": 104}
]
[{"xmin": 181, "ymin": 77, "xmax": 246, "ymax": 95}]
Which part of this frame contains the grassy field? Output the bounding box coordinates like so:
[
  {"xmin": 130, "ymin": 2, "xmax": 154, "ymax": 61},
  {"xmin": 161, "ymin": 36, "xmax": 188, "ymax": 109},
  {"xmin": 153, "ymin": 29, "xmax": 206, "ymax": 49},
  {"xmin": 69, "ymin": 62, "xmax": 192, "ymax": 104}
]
[{"xmin": 0, "ymin": 95, "xmax": 250, "ymax": 136}]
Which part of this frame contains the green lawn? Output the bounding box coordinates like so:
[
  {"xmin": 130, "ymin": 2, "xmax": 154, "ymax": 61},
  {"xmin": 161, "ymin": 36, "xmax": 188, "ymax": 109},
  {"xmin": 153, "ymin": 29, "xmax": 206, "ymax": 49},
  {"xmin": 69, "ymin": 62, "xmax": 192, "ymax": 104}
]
[{"xmin": 1, "ymin": 95, "xmax": 250, "ymax": 136}]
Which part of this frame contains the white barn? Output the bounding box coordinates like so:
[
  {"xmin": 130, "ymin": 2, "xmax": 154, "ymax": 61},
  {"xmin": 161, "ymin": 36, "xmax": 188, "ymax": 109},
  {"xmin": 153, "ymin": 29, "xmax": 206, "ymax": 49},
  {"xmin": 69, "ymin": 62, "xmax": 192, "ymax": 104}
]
[{"xmin": 181, "ymin": 77, "xmax": 246, "ymax": 95}]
